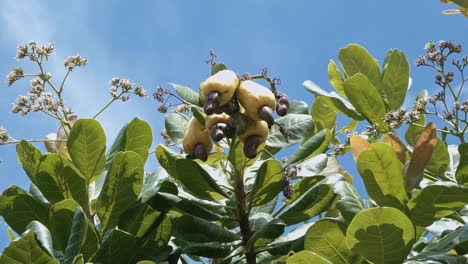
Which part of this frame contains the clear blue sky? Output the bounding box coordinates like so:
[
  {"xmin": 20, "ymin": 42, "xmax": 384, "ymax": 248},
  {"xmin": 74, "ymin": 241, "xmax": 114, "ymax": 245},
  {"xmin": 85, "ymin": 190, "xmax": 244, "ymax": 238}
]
[{"xmin": 0, "ymin": 0, "xmax": 466, "ymax": 251}]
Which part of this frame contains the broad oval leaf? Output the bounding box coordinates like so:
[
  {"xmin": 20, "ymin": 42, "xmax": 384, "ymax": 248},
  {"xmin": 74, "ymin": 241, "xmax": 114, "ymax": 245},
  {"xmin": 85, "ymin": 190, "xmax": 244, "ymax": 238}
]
[
  {"xmin": 296, "ymin": 154, "xmax": 328, "ymax": 177},
  {"xmin": 175, "ymin": 159, "xmax": 228, "ymax": 201},
  {"xmin": 344, "ymin": 73, "xmax": 389, "ymax": 132},
  {"xmin": 119, "ymin": 202, "xmax": 162, "ymax": 237},
  {"xmin": 0, "ymin": 230, "xmax": 59, "ymax": 264},
  {"xmin": 284, "ymin": 129, "xmax": 332, "ymax": 167},
  {"xmin": 155, "ymin": 144, "xmax": 183, "ymax": 178},
  {"xmin": 63, "ymin": 208, "xmax": 87, "ymax": 264},
  {"xmin": 407, "ymin": 184, "xmax": 468, "ymax": 227},
  {"xmin": 107, "ymin": 118, "xmax": 153, "ymax": 167},
  {"xmin": 250, "ymin": 159, "xmax": 283, "ymax": 207},
  {"xmin": 456, "ymin": 143, "xmax": 468, "ymax": 185},
  {"xmin": 305, "ymin": 218, "xmax": 360, "ymax": 264},
  {"xmin": 338, "ymin": 44, "xmax": 381, "ymax": 88},
  {"xmin": 426, "ymin": 137, "xmax": 450, "ymax": 176},
  {"xmin": 67, "ymin": 118, "xmax": 106, "ymax": 183},
  {"xmin": 350, "ymin": 135, "xmax": 369, "ymax": 161},
  {"xmin": 346, "ymin": 207, "xmax": 415, "ymax": 264},
  {"xmin": 16, "ymin": 140, "xmax": 42, "ymax": 185},
  {"xmin": 170, "ymin": 83, "xmax": 200, "ymax": 105},
  {"xmin": 36, "ymin": 153, "xmax": 88, "ymax": 211},
  {"xmin": 357, "ymin": 142, "xmax": 408, "ymax": 209},
  {"xmin": 267, "ymin": 114, "xmax": 314, "ymax": 148},
  {"xmin": 419, "ymin": 224, "xmax": 468, "ymax": 257},
  {"xmin": 335, "ymin": 181, "xmax": 368, "ymax": 222},
  {"xmin": 26, "ymin": 221, "xmax": 54, "ymax": 257},
  {"xmin": 287, "ymin": 250, "xmax": 332, "ymax": 264},
  {"xmin": 311, "ymin": 96, "xmax": 336, "ymax": 133},
  {"xmin": 246, "ymin": 219, "xmax": 286, "ymax": 250},
  {"xmin": 279, "ymin": 182, "xmax": 335, "ymax": 226},
  {"xmin": 288, "ymin": 100, "xmax": 309, "ymax": 115},
  {"xmin": 97, "ymin": 151, "xmax": 144, "ymax": 233},
  {"xmin": 93, "ymin": 229, "xmax": 138, "ymax": 264},
  {"xmin": 328, "ymin": 59, "xmax": 346, "ymax": 97},
  {"xmin": 0, "ymin": 185, "xmax": 49, "ymax": 234},
  {"xmin": 164, "ymin": 113, "xmax": 190, "ymax": 146},
  {"xmin": 382, "ymin": 133, "xmax": 406, "ymax": 164},
  {"xmin": 303, "ymin": 81, "xmax": 363, "ymax": 120},
  {"xmin": 405, "ymin": 123, "xmax": 437, "ymax": 190},
  {"xmin": 173, "ymin": 215, "xmax": 240, "ymax": 243},
  {"xmin": 49, "ymin": 199, "xmax": 100, "ymax": 258},
  {"xmin": 380, "ymin": 49, "xmax": 410, "ymax": 110}
]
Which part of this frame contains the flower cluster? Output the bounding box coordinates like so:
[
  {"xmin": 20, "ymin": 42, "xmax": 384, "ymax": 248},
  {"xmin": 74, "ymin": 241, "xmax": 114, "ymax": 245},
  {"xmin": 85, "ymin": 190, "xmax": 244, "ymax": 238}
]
[
  {"xmin": 416, "ymin": 40, "xmax": 462, "ymax": 67},
  {"xmin": 0, "ymin": 127, "xmax": 9, "ymax": 144},
  {"xmin": 281, "ymin": 165, "xmax": 297, "ymax": 199},
  {"xmin": 384, "ymin": 107, "xmax": 422, "ymax": 127},
  {"xmin": 64, "ymin": 55, "xmax": 88, "ymax": 69},
  {"xmin": 16, "ymin": 41, "xmax": 55, "ymax": 61},
  {"xmin": 11, "ymin": 78, "xmax": 69, "ymax": 116},
  {"xmin": 109, "ymin": 78, "xmax": 147, "ymax": 101},
  {"xmin": 6, "ymin": 67, "xmax": 24, "ymax": 86}
]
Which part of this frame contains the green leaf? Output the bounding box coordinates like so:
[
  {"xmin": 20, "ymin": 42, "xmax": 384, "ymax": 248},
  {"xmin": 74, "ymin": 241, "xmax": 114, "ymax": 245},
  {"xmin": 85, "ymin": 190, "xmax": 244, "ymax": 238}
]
[
  {"xmin": 164, "ymin": 113, "xmax": 190, "ymax": 146},
  {"xmin": 335, "ymin": 181, "xmax": 369, "ymax": 222},
  {"xmin": 305, "ymin": 218, "xmax": 360, "ymax": 264},
  {"xmin": 284, "ymin": 129, "xmax": 331, "ymax": 167},
  {"xmin": 311, "ymin": 96, "xmax": 336, "ymax": 133},
  {"xmin": 36, "ymin": 154, "xmax": 88, "ymax": 211},
  {"xmin": 344, "ymin": 73, "xmax": 389, "ymax": 132},
  {"xmin": 405, "ymin": 115, "xmax": 426, "ymax": 146},
  {"xmin": 287, "ymin": 100, "xmax": 309, "ymax": 114},
  {"xmin": 0, "ymin": 185, "xmax": 49, "ymax": 234},
  {"xmin": 250, "ymin": 159, "xmax": 283, "ymax": 207},
  {"xmin": 380, "ymin": 49, "xmax": 410, "ymax": 110},
  {"xmin": 227, "ymin": 137, "xmax": 259, "ymax": 170},
  {"xmin": 16, "ymin": 140, "xmax": 42, "ymax": 185},
  {"xmin": 97, "ymin": 151, "xmax": 144, "ymax": 233},
  {"xmin": 246, "ymin": 219, "xmax": 286, "ymax": 250},
  {"xmin": 303, "ymin": 81, "xmax": 364, "ymax": 120},
  {"xmin": 154, "ymin": 216, "xmax": 172, "ymax": 247},
  {"xmin": 419, "ymin": 225, "xmax": 468, "ymax": 257},
  {"xmin": 93, "ymin": 229, "xmax": 138, "ymax": 264},
  {"xmin": 407, "ymin": 184, "xmax": 468, "ymax": 227},
  {"xmin": 119, "ymin": 202, "xmax": 162, "ymax": 237},
  {"xmin": 72, "ymin": 255, "xmax": 84, "ymax": 264},
  {"xmin": 191, "ymin": 105, "xmax": 206, "ymax": 125},
  {"xmin": 26, "ymin": 221, "xmax": 54, "ymax": 257},
  {"xmin": 426, "ymin": 137, "xmax": 450, "ymax": 176},
  {"xmin": 182, "ymin": 242, "xmax": 232, "ymax": 258},
  {"xmin": 456, "ymin": 143, "xmax": 468, "ymax": 185},
  {"xmin": 48, "ymin": 199, "xmax": 99, "ymax": 260},
  {"xmin": 0, "ymin": 230, "xmax": 59, "ymax": 264},
  {"xmin": 296, "ymin": 154, "xmax": 328, "ymax": 177},
  {"xmin": 173, "ymin": 215, "xmax": 240, "ymax": 243},
  {"xmin": 346, "ymin": 207, "xmax": 415, "ymax": 264},
  {"xmin": 357, "ymin": 142, "xmax": 408, "ymax": 209},
  {"xmin": 287, "ymin": 251, "xmax": 333, "ymax": 264},
  {"xmin": 170, "ymin": 83, "xmax": 200, "ymax": 105},
  {"xmin": 267, "ymin": 114, "xmax": 315, "ymax": 148},
  {"xmin": 175, "ymin": 159, "xmax": 228, "ymax": 200},
  {"xmin": 67, "ymin": 119, "xmax": 106, "ymax": 183},
  {"xmin": 279, "ymin": 181, "xmax": 335, "ymax": 226},
  {"xmin": 63, "ymin": 208, "xmax": 87, "ymax": 264},
  {"xmin": 155, "ymin": 145, "xmax": 183, "ymax": 178},
  {"xmin": 211, "ymin": 62, "xmax": 228, "ymax": 75},
  {"xmin": 328, "ymin": 59, "xmax": 346, "ymax": 97},
  {"xmin": 338, "ymin": 44, "xmax": 381, "ymax": 88},
  {"xmin": 267, "ymin": 222, "xmax": 313, "ymax": 256},
  {"xmin": 106, "ymin": 118, "xmax": 153, "ymax": 166}
]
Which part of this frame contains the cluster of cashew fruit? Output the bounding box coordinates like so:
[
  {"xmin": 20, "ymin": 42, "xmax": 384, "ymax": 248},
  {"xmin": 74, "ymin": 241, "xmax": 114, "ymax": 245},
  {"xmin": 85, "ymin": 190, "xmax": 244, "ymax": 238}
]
[{"xmin": 183, "ymin": 70, "xmax": 289, "ymax": 161}]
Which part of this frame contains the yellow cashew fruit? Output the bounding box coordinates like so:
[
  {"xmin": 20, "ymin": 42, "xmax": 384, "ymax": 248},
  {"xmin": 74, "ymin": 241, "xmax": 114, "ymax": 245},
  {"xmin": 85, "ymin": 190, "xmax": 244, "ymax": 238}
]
[
  {"xmin": 205, "ymin": 113, "xmax": 231, "ymax": 141},
  {"xmin": 200, "ymin": 70, "xmax": 239, "ymax": 114},
  {"xmin": 183, "ymin": 116, "xmax": 213, "ymax": 161},
  {"xmin": 236, "ymin": 80, "xmax": 276, "ymax": 126},
  {"xmin": 239, "ymin": 119, "xmax": 269, "ymax": 158}
]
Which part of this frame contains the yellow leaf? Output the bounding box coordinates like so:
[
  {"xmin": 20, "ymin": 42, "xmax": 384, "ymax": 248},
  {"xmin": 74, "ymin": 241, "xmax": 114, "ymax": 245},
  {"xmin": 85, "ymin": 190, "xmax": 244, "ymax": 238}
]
[
  {"xmin": 350, "ymin": 135, "xmax": 369, "ymax": 161},
  {"xmin": 383, "ymin": 133, "xmax": 407, "ymax": 164}
]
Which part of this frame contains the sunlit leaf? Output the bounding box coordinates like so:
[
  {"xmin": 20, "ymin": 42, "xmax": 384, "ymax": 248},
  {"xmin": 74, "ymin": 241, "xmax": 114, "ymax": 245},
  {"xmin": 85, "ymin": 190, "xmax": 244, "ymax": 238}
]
[
  {"xmin": 328, "ymin": 59, "xmax": 346, "ymax": 97},
  {"xmin": 164, "ymin": 113, "xmax": 190, "ymax": 146},
  {"xmin": 380, "ymin": 49, "xmax": 410, "ymax": 110},
  {"xmin": 407, "ymin": 183, "xmax": 468, "ymax": 227},
  {"xmin": 16, "ymin": 140, "xmax": 42, "ymax": 185},
  {"xmin": 456, "ymin": 143, "xmax": 468, "ymax": 185},
  {"xmin": 335, "ymin": 181, "xmax": 369, "ymax": 222},
  {"xmin": 357, "ymin": 142, "xmax": 408, "ymax": 209},
  {"xmin": 170, "ymin": 83, "xmax": 200, "ymax": 105},
  {"xmin": 267, "ymin": 114, "xmax": 314, "ymax": 148},
  {"xmin": 382, "ymin": 133, "xmax": 406, "ymax": 164},
  {"xmin": 0, "ymin": 230, "xmax": 59, "ymax": 264},
  {"xmin": 250, "ymin": 159, "xmax": 283, "ymax": 207},
  {"xmin": 344, "ymin": 73, "xmax": 389, "ymax": 132},
  {"xmin": 287, "ymin": 251, "xmax": 332, "ymax": 264},
  {"xmin": 338, "ymin": 44, "xmax": 381, "ymax": 87},
  {"xmin": 346, "ymin": 207, "xmax": 415, "ymax": 264},
  {"xmin": 350, "ymin": 135, "xmax": 369, "ymax": 161},
  {"xmin": 284, "ymin": 129, "xmax": 331, "ymax": 166},
  {"xmin": 287, "ymin": 100, "xmax": 309, "ymax": 114}
]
